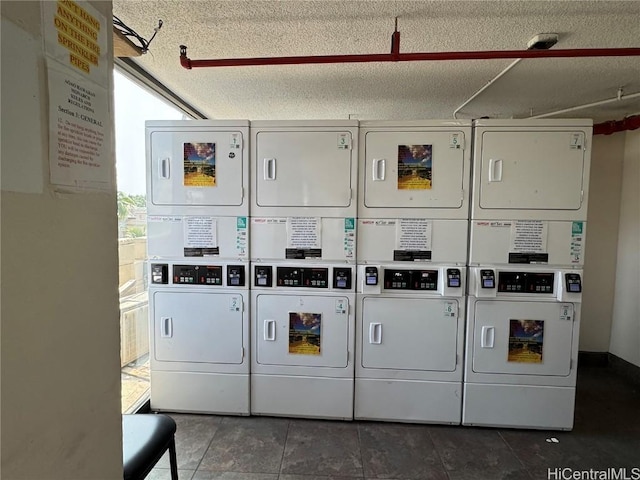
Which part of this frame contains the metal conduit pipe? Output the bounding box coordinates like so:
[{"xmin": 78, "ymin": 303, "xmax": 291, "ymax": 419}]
[
  {"xmin": 452, "ymin": 59, "xmax": 522, "ymax": 119},
  {"xmin": 527, "ymin": 90, "xmax": 640, "ymax": 119}
]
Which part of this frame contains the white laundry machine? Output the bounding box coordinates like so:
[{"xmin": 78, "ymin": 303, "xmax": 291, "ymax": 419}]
[
  {"xmin": 354, "ymin": 121, "xmax": 472, "ymax": 424},
  {"xmin": 146, "ymin": 120, "xmax": 249, "ymax": 261},
  {"xmin": 145, "ymin": 120, "xmax": 250, "ymax": 414},
  {"xmin": 148, "ymin": 260, "xmax": 249, "ymax": 414},
  {"xmin": 251, "ymin": 263, "xmax": 355, "ymax": 419},
  {"xmin": 470, "ymin": 119, "xmax": 592, "ymax": 223},
  {"xmin": 464, "ymin": 119, "xmax": 592, "ymax": 430},
  {"xmin": 355, "ymin": 263, "xmax": 465, "ymax": 424},
  {"xmin": 463, "ymin": 265, "xmax": 583, "ymax": 430},
  {"xmin": 249, "ymin": 120, "xmax": 358, "ymax": 419}
]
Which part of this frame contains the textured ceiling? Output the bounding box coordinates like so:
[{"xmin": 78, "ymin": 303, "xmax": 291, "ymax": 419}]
[{"xmin": 113, "ymin": 0, "xmax": 640, "ymax": 122}]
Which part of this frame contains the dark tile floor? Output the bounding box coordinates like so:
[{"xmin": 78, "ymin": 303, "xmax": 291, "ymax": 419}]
[{"xmin": 149, "ymin": 365, "xmax": 640, "ymax": 480}]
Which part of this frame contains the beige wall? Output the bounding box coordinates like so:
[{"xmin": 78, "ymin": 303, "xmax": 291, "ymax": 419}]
[
  {"xmin": 1, "ymin": 1, "xmax": 123, "ymax": 478},
  {"xmin": 609, "ymin": 129, "xmax": 640, "ymax": 366},
  {"xmin": 580, "ymin": 133, "xmax": 625, "ymax": 351}
]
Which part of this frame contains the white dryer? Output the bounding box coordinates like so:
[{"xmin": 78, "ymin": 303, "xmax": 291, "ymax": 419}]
[
  {"xmin": 251, "ymin": 263, "xmax": 355, "ymax": 420},
  {"xmin": 250, "ymin": 120, "xmax": 358, "ymax": 264},
  {"xmin": 355, "ymin": 264, "xmax": 465, "ymax": 424},
  {"xmin": 463, "ymin": 266, "xmax": 582, "ymax": 430},
  {"xmin": 148, "ymin": 260, "xmax": 249, "ymax": 414},
  {"xmin": 470, "ymin": 119, "xmax": 592, "ymax": 222},
  {"xmin": 146, "ymin": 120, "xmax": 249, "ymax": 261}
]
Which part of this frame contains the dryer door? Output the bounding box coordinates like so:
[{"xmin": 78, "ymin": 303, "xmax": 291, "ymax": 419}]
[
  {"xmin": 477, "ymin": 130, "xmax": 587, "ymax": 211},
  {"xmin": 363, "ymin": 130, "xmax": 467, "ymax": 210},
  {"xmin": 361, "ymin": 297, "xmax": 459, "ymax": 372},
  {"xmin": 254, "ymin": 130, "xmax": 354, "ymax": 208},
  {"xmin": 255, "ymin": 294, "xmax": 349, "ymax": 368},
  {"xmin": 149, "ymin": 130, "xmax": 245, "ymax": 207},
  {"xmin": 472, "ymin": 300, "xmax": 575, "ymax": 376},
  {"xmin": 153, "ymin": 291, "xmax": 244, "ymax": 364}
]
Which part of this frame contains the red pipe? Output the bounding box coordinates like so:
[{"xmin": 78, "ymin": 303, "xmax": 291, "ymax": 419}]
[
  {"xmin": 180, "ymin": 44, "xmax": 640, "ymax": 69},
  {"xmin": 594, "ymin": 115, "xmax": 640, "ymax": 135}
]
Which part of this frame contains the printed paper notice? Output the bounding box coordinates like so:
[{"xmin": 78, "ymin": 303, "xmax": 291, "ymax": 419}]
[
  {"xmin": 289, "ymin": 312, "xmax": 321, "ymax": 355},
  {"xmin": 287, "ymin": 217, "xmax": 321, "ymax": 249},
  {"xmin": 508, "ymin": 320, "xmax": 544, "ymax": 363},
  {"xmin": 47, "ymin": 61, "xmax": 111, "ymax": 191},
  {"xmin": 42, "ymin": 0, "xmax": 109, "ymax": 87},
  {"xmin": 184, "ymin": 217, "xmax": 217, "ymax": 248},
  {"xmin": 396, "ymin": 219, "xmax": 432, "ymax": 251},
  {"xmin": 510, "ymin": 220, "xmax": 548, "ymax": 253},
  {"xmin": 397, "ymin": 144, "xmax": 432, "ymax": 190}
]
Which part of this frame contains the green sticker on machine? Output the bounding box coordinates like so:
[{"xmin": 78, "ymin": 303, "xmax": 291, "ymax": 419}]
[
  {"xmin": 237, "ymin": 217, "xmax": 247, "ymax": 229},
  {"xmin": 572, "ymin": 221, "xmax": 583, "ymax": 234},
  {"xmin": 345, "ymin": 218, "xmax": 355, "ymax": 230}
]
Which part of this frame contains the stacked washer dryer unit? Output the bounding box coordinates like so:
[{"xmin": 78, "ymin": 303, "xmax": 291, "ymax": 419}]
[
  {"xmin": 250, "ymin": 120, "xmax": 358, "ymax": 420},
  {"xmin": 463, "ymin": 119, "xmax": 592, "ymax": 430},
  {"xmin": 355, "ymin": 121, "xmax": 472, "ymax": 424},
  {"xmin": 146, "ymin": 120, "xmax": 251, "ymax": 414}
]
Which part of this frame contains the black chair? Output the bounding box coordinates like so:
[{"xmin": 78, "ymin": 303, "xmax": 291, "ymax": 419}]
[{"xmin": 122, "ymin": 414, "xmax": 178, "ymax": 480}]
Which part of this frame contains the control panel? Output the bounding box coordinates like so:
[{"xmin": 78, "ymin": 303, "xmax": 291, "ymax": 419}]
[
  {"xmin": 384, "ymin": 269, "xmax": 439, "ymax": 291},
  {"xmin": 174, "ymin": 265, "xmax": 223, "ymax": 285},
  {"xmin": 276, "ymin": 267, "xmax": 329, "ymax": 288},
  {"xmin": 565, "ymin": 273, "xmax": 582, "ymax": 293},
  {"xmin": 151, "ymin": 263, "xmax": 169, "ymax": 284},
  {"xmin": 498, "ymin": 272, "xmax": 555, "ymax": 294}
]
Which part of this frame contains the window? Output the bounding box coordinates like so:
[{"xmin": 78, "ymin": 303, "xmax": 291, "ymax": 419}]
[{"xmin": 114, "ymin": 68, "xmax": 190, "ymax": 413}]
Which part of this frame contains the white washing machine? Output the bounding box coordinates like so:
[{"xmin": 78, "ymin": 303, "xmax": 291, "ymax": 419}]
[
  {"xmin": 146, "ymin": 120, "xmax": 249, "ymax": 261},
  {"xmin": 464, "ymin": 119, "xmax": 592, "ymax": 430},
  {"xmin": 354, "ymin": 121, "xmax": 472, "ymax": 424},
  {"xmin": 148, "ymin": 260, "xmax": 249, "ymax": 414},
  {"xmin": 251, "ymin": 263, "xmax": 355, "ymax": 420},
  {"xmin": 463, "ymin": 266, "xmax": 583, "ymax": 430},
  {"xmin": 249, "ymin": 120, "xmax": 359, "ymax": 419}
]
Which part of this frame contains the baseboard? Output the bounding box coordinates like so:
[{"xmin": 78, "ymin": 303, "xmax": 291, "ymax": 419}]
[
  {"xmin": 578, "ymin": 351, "xmax": 609, "ymax": 367},
  {"xmin": 608, "ymin": 353, "xmax": 640, "ymax": 385}
]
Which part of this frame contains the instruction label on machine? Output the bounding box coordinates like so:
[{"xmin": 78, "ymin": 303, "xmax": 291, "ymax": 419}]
[
  {"xmin": 183, "ymin": 216, "xmax": 219, "ymax": 257},
  {"xmin": 286, "ymin": 217, "xmax": 322, "ymax": 259},
  {"xmin": 236, "ymin": 216, "xmax": 248, "ymax": 258},
  {"xmin": 570, "ymin": 221, "xmax": 584, "ymax": 264},
  {"xmin": 344, "ymin": 218, "xmax": 355, "ymax": 259},
  {"xmin": 394, "ymin": 219, "xmax": 432, "ymax": 261},
  {"xmin": 509, "ymin": 220, "xmax": 549, "ymax": 264},
  {"xmin": 510, "ymin": 221, "xmax": 548, "ymax": 252}
]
